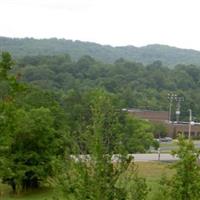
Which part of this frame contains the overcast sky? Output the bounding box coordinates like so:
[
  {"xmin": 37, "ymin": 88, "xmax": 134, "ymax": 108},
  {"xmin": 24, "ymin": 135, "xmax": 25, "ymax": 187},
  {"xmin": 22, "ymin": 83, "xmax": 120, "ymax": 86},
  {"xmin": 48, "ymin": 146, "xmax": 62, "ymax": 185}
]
[{"xmin": 1, "ymin": 0, "xmax": 200, "ymax": 50}]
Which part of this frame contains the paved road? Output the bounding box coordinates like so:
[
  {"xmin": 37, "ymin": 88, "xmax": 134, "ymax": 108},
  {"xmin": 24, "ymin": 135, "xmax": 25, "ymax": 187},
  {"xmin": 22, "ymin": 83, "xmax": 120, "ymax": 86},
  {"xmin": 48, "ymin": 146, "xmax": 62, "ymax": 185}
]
[
  {"xmin": 72, "ymin": 154, "xmax": 178, "ymax": 162},
  {"xmin": 111, "ymin": 153, "xmax": 178, "ymax": 162},
  {"xmin": 132, "ymin": 153, "xmax": 178, "ymax": 162}
]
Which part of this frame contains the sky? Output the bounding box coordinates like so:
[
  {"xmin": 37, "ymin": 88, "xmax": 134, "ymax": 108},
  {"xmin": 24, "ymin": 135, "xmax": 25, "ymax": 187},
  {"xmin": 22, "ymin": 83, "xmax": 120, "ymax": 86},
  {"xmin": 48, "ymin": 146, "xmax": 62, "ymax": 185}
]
[{"xmin": 1, "ymin": 0, "xmax": 200, "ymax": 50}]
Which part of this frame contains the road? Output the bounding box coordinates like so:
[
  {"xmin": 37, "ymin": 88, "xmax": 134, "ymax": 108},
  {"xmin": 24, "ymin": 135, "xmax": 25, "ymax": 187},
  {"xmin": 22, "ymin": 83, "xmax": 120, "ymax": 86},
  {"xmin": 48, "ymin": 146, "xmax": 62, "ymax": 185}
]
[
  {"xmin": 131, "ymin": 153, "xmax": 178, "ymax": 162},
  {"xmin": 111, "ymin": 153, "xmax": 178, "ymax": 162},
  {"xmin": 71, "ymin": 154, "xmax": 178, "ymax": 162}
]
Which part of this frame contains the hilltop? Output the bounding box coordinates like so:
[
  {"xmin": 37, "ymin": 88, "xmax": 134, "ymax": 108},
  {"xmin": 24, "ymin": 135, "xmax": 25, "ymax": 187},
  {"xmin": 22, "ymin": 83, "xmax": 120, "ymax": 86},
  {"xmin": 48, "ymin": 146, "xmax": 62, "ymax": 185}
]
[{"xmin": 1, "ymin": 37, "xmax": 200, "ymax": 66}]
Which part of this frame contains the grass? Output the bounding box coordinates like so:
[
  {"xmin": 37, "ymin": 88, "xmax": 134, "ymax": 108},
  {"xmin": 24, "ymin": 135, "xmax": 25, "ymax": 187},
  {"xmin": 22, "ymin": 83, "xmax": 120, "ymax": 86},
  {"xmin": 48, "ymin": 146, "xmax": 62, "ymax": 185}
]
[
  {"xmin": 137, "ymin": 161, "xmax": 173, "ymax": 178},
  {"xmin": 0, "ymin": 186, "xmax": 65, "ymax": 200},
  {"xmin": 0, "ymin": 162, "xmax": 174, "ymax": 200},
  {"xmin": 136, "ymin": 161, "xmax": 174, "ymax": 200},
  {"xmin": 160, "ymin": 141, "xmax": 177, "ymax": 148}
]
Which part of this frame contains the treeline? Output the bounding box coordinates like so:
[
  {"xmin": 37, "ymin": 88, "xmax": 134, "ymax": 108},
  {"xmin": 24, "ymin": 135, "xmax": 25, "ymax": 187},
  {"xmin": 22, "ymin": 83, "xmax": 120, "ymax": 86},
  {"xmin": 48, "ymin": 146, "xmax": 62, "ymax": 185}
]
[
  {"xmin": 14, "ymin": 54, "xmax": 200, "ymax": 121},
  {"xmin": 2, "ymin": 37, "xmax": 200, "ymax": 65}
]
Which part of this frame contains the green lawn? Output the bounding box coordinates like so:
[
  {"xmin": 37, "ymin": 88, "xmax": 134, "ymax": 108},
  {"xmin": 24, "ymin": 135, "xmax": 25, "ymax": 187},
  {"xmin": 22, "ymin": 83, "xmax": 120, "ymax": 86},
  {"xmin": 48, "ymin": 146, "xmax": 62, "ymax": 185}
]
[
  {"xmin": 136, "ymin": 162, "xmax": 174, "ymax": 200},
  {"xmin": 1, "ymin": 162, "xmax": 173, "ymax": 200},
  {"xmin": 160, "ymin": 141, "xmax": 177, "ymax": 147}
]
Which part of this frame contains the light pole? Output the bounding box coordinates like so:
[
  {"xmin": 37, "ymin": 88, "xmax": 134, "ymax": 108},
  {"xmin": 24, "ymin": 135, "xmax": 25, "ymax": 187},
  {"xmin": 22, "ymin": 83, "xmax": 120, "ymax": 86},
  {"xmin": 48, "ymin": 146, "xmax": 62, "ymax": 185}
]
[
  {"xmin": 168, "ymin": 93, "xmax": 177, "ymax": 123},
  {"xmin": 188, "ymin": 109, "xmax": 192, "ymax": 140},
  {"xmin": 175, "ymin": 96, "xmax": 184, "ymax": 123}
]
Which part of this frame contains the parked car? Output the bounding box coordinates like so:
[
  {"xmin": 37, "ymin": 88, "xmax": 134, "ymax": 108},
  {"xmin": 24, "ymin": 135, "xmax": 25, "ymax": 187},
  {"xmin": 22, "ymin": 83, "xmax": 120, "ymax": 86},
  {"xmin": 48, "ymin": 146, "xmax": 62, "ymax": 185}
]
[{"xmin": 159, "ymin": 137, "xmax": 173, "ymax": 142}]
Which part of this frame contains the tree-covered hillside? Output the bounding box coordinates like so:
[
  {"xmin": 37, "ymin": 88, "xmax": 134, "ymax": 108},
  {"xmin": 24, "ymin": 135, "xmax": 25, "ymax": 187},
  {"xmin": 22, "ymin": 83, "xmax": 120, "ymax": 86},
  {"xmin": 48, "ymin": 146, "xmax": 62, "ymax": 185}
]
[
  {"xmin": 12, "ymin": 54, "xmax": 200, "ymax": 121},
  {"xmin": 1, "ymin": 37, "xmax": 200, "ymax": 66}
]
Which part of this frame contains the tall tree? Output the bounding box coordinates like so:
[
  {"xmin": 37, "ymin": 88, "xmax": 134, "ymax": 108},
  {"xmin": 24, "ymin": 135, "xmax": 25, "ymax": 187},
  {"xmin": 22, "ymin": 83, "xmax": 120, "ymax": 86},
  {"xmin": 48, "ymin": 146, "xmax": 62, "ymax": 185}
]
[
  {"xmin": 0, "ymin": 52, "xmax": 68, "ymax": 193},
  {"xmin": 60, "ymin": 89, "xmax": 148, "ymax": 200},
  {"xmin": 154, "ymin": 137, "xmax": 200, "ymax": 200}
]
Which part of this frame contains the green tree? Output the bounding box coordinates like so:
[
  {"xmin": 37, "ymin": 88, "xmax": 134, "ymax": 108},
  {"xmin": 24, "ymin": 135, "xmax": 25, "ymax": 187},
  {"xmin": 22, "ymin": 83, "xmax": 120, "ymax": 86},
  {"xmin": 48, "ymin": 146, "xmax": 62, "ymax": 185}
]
[
  {"xmin": 155, "ymin": 137, "xmax": 200, "ymax": 200},
  {"xmin": 152, "ymin": 123, "xmax": 167, "ymax": 138},
  {"xmin": 171, "ymin": 137, "xmax": 200, "ymax": 200},
  {"xmin": 0, "ymin": 52, "xmax": 14, "ymax": 79},
  {"xmin": 0, "ymin": 52, "xmax": 25, "ymax": 156},
  {"xmin": 122, "ymin": 116, "xmax": 154, "ymax": 153},
  {"xmin": 1, "ymin": 108, "xmax": 64, "ymax": 192},
  {"xmin": 0, "ymin": 53, "xmax": 68, "ymax": 193},
  {"xmin": 60, "ymin": 89, "xmax": 148, "ymax": 200}
]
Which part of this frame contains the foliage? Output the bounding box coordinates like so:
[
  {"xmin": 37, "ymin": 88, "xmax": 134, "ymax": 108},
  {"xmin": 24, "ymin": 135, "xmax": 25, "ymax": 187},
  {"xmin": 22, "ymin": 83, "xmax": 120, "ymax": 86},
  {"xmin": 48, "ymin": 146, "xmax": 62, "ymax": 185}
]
[
  {"xmin": 2, "ymin": 37, "xmax": 200, "ymax": 66},
  {"xmin": 10, "ymin": 52, "xmax": 200, "ymax": 121},
  {"xmin": 117, "ymin": 163, "xmax": 149, "ymax": 200},
  {"xmin": 7, "ymin": 49, "xmax": 200, "ymax": 199},
  {"xmin": 2, "ymin": 108, "xmax": 63, "ymax": 191},
  {"xmin": 0, "ymin": 52, "xmax": 14, "ymax": 79},
  {"xmin": 59, "ymin": 90, "xmax": 149, "ymax": 200},
  {"xmin": 156, "ymin": 136, "xmax": 200, "ymax": 200},
  {"xmin": 0, "ymin": 52, "xmax": 23, "ymax": 146},
  {"xmin": 62, "ymin": 89, "xmax": 155, "ymax": 153},
  {"xmin": 0, "ymin": 52, "xmax": 154, "ymax": 198},
  {"xmin": 0, "ymin": 53, "xmax": 68, "ymax": 193},
  {"xmin": 122, "ymin": 116, "xmax": 154, "ymax": 153},
  {"xmin": 152, "ymin": 123, "xmax": 168, "ymax": 138},
  {"xmin": 170, "ymin": 137, "xmax": 200, "ymax": 200}
]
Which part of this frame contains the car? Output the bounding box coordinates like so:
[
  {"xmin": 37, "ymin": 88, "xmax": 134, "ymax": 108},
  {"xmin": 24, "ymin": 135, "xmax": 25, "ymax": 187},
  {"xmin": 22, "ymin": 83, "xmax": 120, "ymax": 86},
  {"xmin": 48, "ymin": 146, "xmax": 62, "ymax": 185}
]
[{"xmin": 159, "ymin": 137, "xmax": 173, "ymax": 142}]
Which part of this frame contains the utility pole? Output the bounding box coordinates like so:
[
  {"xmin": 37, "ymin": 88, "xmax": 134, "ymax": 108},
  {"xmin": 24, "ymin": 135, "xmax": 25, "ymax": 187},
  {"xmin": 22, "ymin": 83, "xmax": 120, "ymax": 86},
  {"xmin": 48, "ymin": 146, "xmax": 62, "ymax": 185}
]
[
  {"xmin": 175, "ymin": 96, "xmax": 184, "ymax": 123},
  {"xmin": 168, "ymin": 93, "xmax": 176, "ymax": 123},
  {"xmin": 188, "ymin": 109, "xmax": 192, "ymax": 140}
]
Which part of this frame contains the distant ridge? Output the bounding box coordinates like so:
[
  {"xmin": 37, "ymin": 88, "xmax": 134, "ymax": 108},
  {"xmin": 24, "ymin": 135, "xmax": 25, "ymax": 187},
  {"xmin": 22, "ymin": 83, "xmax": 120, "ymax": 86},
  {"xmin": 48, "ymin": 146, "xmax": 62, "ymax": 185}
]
[{"xmin": 1, "ymin": 36, "xmax": 200, "ymax": 66}]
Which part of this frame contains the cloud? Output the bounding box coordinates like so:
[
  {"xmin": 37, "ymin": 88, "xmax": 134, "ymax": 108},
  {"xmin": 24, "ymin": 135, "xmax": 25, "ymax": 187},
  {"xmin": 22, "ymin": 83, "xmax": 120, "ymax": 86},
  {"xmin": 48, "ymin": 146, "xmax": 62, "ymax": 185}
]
[{"xmin": 1, "ymin": 0, "xmax": 200, "ymax": 50}]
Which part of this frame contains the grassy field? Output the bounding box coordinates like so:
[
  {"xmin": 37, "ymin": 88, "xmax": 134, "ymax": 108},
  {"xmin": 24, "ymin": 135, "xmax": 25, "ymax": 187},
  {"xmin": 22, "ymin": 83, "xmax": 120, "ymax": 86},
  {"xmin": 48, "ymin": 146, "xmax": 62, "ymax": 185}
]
[
  {"xmin": 136, "ymin": 161, "xmax": 174, "ymax": 200},
  {"xmin": 0, "ymin": 162, "xmax": 174, "ymax": 200}
]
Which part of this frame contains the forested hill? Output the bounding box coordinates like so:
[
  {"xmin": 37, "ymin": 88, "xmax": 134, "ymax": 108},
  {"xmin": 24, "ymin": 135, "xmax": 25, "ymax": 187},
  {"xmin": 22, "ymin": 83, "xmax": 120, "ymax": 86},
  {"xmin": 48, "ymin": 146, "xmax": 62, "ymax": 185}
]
[{"xmin": 1, "ymin": 36, "xmax": 200, "ymax": 66}]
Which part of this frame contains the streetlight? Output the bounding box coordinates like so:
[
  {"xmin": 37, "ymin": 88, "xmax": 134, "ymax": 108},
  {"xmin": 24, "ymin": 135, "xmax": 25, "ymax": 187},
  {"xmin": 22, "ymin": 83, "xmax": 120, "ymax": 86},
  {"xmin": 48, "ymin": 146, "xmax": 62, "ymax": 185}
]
[{"xmin": 188, "ymin": 109, "xmax": 194, "ymax": 140}]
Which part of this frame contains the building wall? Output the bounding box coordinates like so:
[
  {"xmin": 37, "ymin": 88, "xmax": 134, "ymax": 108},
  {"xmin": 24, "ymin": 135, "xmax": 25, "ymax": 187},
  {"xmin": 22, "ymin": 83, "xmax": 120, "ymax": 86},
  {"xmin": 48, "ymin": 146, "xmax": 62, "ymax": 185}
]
[
  {"xmin": 128, "ymin": 109, "xmax": 169, "ymax": 122},
  {"xmin": 167, "ymin": 123, "xmax": 200, "ymax": 138},
  {"xmin": 128, "ymin": 109, "xmax": 200, "ymax": 138}
]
